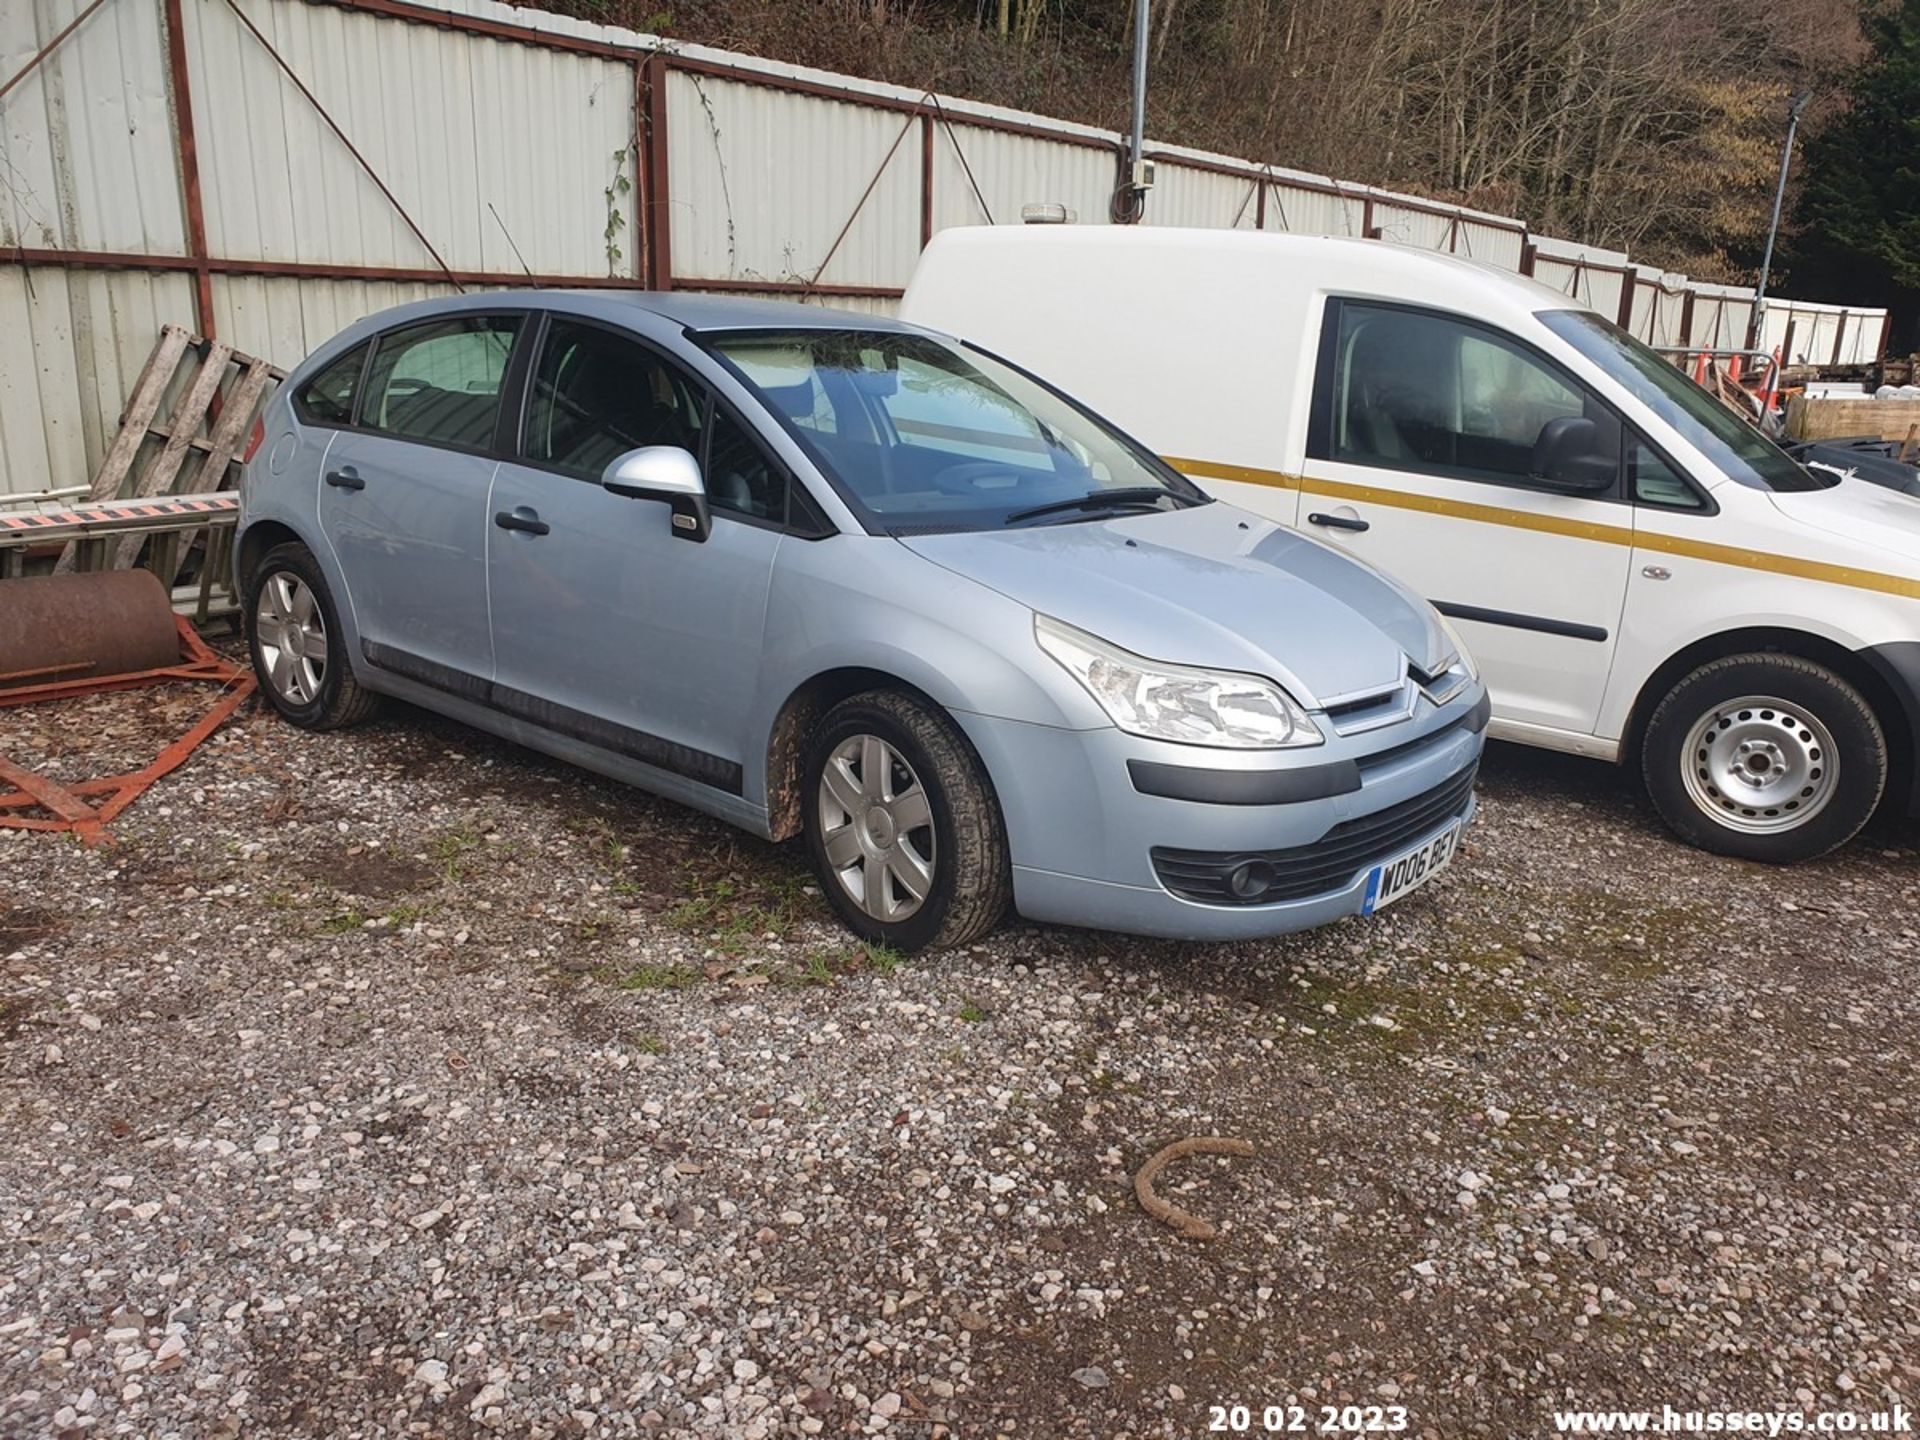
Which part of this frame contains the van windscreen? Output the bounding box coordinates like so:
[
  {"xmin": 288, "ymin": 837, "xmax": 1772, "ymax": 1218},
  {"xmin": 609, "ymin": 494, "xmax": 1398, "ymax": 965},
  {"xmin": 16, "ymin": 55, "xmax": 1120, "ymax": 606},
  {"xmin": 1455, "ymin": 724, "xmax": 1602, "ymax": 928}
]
[{"xmin": 1539, "ymin": 310, "xmax": 1831, "ymax": 493}]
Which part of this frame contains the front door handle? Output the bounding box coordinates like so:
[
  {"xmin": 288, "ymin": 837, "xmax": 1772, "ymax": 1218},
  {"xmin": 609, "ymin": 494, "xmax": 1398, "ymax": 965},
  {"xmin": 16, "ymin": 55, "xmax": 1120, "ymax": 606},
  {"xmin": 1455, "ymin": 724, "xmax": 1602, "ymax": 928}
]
[
  {"xmin": 1307, "ymin": 511, "xmax": 1369, "ymax": 533},
  {"xmin": 494, "ymin": 508, "xmax": 550, "ymax": 536},
  {"xmin": 325, "ymin": 467, "xmax": 364, "ymax": 491}
]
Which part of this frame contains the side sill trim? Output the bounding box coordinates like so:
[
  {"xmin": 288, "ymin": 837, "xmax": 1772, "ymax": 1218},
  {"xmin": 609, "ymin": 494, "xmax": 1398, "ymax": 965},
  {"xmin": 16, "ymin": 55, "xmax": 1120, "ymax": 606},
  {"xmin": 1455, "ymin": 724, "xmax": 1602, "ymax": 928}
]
[{"xmin": 360, "ymin": 640, "xmax": 744, "ymax": 796}]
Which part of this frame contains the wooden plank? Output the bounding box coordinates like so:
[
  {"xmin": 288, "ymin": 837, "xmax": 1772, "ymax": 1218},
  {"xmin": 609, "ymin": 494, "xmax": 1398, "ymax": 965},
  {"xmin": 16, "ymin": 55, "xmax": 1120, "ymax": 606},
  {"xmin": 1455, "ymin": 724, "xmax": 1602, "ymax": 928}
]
[
  {"xmin": 52, "ymin": 324, "xmax": 192, "ymax": 573},
  {"xmin": 107, "ymin": 340, "xmax": 231, "ymax": 570},
  {"xmin": 187, "ymin": 356, "xmax": 272, "ymax": 492},
  {"xmin": 1785, "ymin": 395, "xmax": 1920, "ymax": 443},
  {"xmin": 86, "ymin": 325, "xmax": 192, "ymax": 502}
]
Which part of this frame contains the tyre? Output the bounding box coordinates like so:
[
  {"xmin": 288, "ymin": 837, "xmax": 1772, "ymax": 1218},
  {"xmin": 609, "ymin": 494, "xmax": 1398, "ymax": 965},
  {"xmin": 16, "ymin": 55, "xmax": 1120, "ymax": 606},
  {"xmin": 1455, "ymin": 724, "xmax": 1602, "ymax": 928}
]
[
  {"xmin": 245, "ymin": 541, "xmax": 381, "ymax": 730},
  {"xmin": 1641, "ymin": 652, "xmax": 1885, "ymax": 863},
  {"xmin": 802, "ymin": 689, "xmax": 1012, "ymax": 951}
]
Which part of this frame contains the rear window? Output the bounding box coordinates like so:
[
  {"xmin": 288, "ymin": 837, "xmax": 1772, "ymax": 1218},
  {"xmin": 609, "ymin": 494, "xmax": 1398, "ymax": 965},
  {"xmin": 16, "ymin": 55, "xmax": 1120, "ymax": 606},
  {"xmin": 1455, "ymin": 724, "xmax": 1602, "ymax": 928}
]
[
  {"xmin": 360, "ymin": 316, "xmax": 521, "ymax": 450},
  {"xmin": 293, "ymin": 342, "xmax": 368, "ymax": 427}
]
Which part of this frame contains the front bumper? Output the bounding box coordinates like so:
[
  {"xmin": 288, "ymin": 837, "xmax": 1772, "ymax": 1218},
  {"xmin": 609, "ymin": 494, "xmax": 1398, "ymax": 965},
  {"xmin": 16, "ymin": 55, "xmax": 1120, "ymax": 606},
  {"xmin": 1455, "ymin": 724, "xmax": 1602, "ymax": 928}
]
[{"xmin": 953, "ymin": 688, "xmax": 1486, "ymax": 941}]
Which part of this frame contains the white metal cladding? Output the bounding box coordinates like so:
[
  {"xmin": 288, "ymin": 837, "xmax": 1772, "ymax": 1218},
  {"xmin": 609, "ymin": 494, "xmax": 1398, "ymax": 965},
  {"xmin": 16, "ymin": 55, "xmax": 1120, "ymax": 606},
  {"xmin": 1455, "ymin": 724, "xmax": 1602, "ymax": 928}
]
[
  {"xmin": 183, "ymin": 0, "xmax": 636, "ymax": 276},
  {"xmin": 0, "ymin": 0, "xmax": 1898, "ymax": 501},
  {"xmin": 0, "ymin": 266, "xmax": 198, "ymax": 496},
  {"xmin": 1146, "ymin": 162, "xmax": 1261, "ymax": 230},
  {"xmin": 1262, "ymin": 182, "xmax": 1366, "ymax": 236},
  {"xmin": 930, "ymin": 123, "xmax": 1111, "ymax": 234},
  {"xmin": 1, "ymin": 0, "xmax": 186, "ymax": 254},
  {"xmin": 1368, "ymin": 201, "xmax": 1451, "ymax": 252},
  {"xmin": 666, "ymin": 72, "xmax": 920, "ymax": 288},
  {"xmin": 1454, "ymin": 221, "xmax": 1524, "ymax": 270},
  {"xmin": 212, "ymin": 275, "xmax": 460, "ymax": 369}
]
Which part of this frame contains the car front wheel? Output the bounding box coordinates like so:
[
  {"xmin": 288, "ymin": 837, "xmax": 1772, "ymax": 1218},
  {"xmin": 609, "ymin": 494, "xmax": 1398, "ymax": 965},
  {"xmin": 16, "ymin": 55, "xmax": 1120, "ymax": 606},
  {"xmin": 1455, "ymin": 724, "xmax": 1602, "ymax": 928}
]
[
  {"xmin": 802, "ymin": 689, "xmax": 1011, "ymax": 951},
  {"xmin": 1641, "ymin": 653, "xmax": 1885, "ymax": 863},
  {"xmin": 245, "ymin": 541, "xmax": 381, "ymax": 730}
]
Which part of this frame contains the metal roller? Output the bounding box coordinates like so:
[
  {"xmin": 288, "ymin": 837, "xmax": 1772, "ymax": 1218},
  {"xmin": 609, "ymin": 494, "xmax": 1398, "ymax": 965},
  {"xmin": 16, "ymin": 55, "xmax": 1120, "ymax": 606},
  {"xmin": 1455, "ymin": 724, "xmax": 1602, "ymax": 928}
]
[{"xmin": 0, "ymin": 570, "xmax": 181, "ymax": 689}]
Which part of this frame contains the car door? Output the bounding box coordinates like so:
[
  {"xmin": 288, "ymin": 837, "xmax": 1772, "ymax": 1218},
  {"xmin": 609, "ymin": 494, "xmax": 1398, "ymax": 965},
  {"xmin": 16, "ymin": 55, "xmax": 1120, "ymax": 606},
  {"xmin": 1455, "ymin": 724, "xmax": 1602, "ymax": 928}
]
[
  {"xmin": 1298, "ymin": 298, "xmax": 1632, "ymax": 736},
  {"xmin": 485, "ymin": 314, "xmax": 786, "ymax": 795},
  {"xmin": 316, "ymin": 312, "xmax": 525, "ymax": 694}
]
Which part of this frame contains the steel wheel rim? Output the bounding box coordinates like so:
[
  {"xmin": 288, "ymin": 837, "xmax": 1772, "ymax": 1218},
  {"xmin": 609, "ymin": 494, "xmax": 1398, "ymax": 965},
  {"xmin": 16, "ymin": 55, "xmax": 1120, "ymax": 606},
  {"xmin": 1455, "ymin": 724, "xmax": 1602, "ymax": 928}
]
[
  {"xmin": 1680, "ymin": 694, "xmax": 1838, "ymax": 834},
  {"xmin": 817, "ymin": 733, "xmax": 936, "ymax": 923},
  {"xmin": 255, "ymin": 571, "xmax": 327, "ymax": 707}
]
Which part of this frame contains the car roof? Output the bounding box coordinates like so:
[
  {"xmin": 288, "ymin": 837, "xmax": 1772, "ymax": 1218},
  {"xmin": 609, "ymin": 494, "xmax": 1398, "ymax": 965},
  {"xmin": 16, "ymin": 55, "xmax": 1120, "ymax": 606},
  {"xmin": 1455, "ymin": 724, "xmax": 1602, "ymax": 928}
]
[{"xmin": 343, "ymin": 287, "xmax": 919, "ymax": 335}]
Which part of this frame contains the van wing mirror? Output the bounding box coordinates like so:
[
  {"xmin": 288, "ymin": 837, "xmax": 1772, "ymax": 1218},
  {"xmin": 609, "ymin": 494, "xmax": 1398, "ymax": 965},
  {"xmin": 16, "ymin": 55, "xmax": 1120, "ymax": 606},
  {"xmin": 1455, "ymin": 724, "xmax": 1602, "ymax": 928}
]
[
  {"xmin": 602, "ymin": 445, "xmax": 710, "ymax": 542},
  {"xmin": 1530, "ymin": 416, "xmax": 1615, "ymax": 494}
]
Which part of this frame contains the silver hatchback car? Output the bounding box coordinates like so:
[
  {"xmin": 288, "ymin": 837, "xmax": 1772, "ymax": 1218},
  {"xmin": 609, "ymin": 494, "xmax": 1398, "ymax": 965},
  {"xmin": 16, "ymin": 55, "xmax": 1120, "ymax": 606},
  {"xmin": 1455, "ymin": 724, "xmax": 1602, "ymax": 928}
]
[{"xmin": 238, "ymin": 292, "xmax": 1488, "ymax": 949}]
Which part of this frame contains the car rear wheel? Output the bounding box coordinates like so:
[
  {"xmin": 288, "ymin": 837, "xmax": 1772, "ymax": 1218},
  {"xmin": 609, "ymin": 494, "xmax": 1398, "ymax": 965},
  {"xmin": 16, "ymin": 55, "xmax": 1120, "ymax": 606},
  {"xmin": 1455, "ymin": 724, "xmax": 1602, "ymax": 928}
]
[
  {"xmin": 803, "ymin": 689, "xmax": 1011, "ymax": 952},
  {"xmin": 1641, "ymin": 653, "xmax": 1884, "ymax": 863},
  {"xmin": 246, "ymin": 541, "xmax": 381, "ymax": 730}
]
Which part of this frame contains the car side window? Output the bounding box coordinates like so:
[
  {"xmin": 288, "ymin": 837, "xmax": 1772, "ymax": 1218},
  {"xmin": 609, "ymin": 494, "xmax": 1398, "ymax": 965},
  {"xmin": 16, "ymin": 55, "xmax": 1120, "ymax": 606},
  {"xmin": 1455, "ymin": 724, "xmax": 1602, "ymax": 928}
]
[
  {"xmin": 704, "ymin": 406, "xmax": 787, "ymax": 524},
  {"xmin": 526, "ymin": 319, "xmax": 706, "ymax": 481},
  {"xmin": 1324, "ymin": 302, "xmax": 1620, "ymax": 492},
  {"xmin": 1628, "ymin": 434, "xmax": 1705, "ymax": 510},
  {"xmin": 361, "ymin": 316, "xmax": 519, "ymax": 449},
  {"xmin": 294, "ymin": 342, "xmax": 368, "ymax": 427}
]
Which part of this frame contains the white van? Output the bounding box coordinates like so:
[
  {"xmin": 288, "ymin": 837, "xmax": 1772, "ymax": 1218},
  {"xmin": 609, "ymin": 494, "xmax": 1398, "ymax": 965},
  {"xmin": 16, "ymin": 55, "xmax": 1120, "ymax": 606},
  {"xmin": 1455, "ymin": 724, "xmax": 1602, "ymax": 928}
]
[{"xmin": 902, "ymin": 226, "xmax": 1920, "ymax": 862}]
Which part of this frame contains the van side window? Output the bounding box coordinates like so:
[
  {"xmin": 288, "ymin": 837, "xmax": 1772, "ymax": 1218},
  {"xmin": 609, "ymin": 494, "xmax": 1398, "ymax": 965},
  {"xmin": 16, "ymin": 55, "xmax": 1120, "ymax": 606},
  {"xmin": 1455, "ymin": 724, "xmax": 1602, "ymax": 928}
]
[
  {"xmin": 1322, "ymin": 302, "xmax": 1620, "ymax": 492},
  {"xmin": 526, "ymin": 319, "xmax": 706, "ymax": 481},
  {"xmin": 362, "ymin": 316, "xmax": 520, "ymax": 450},
  {"xmin": 294, "ymin": 342, "xmax": 369, "ymax": 427},
  {"xmin": 1628, "ymin": 434, "xmax": 1704, "ymax": 510}
]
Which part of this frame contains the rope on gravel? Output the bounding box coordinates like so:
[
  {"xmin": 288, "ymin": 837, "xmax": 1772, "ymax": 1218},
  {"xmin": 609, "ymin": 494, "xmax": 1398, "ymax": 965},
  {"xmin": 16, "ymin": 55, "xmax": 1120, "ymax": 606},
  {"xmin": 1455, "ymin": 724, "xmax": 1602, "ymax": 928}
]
[{"xmin": 1133, "ymin": 1136, "xmax": 1257, "ymax": 1240}]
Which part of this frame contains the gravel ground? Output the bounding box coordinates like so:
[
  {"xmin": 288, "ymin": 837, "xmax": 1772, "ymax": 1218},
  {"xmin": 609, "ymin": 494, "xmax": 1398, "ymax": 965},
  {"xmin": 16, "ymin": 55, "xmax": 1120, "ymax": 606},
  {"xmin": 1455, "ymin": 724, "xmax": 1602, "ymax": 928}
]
[{"xmin": 2, "ymin": 666, "xmax": 1917, "ymax": 1439}]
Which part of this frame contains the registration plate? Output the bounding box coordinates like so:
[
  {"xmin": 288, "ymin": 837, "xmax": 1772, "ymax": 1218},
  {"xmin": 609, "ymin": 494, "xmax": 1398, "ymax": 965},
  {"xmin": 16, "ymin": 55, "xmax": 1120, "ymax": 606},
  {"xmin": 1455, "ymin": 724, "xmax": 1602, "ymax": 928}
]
[{"xmin": 1361, "ymin": 821, "xmax": 1462, "ymax": 915}]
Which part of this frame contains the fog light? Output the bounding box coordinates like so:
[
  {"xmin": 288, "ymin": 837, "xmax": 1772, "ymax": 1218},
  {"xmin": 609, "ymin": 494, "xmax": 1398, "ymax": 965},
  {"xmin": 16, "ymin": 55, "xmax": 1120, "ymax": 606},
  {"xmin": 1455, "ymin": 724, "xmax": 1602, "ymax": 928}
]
[{"xmin": 1228, "ymin": 860, "xmax": 1276, "ymax": 899}]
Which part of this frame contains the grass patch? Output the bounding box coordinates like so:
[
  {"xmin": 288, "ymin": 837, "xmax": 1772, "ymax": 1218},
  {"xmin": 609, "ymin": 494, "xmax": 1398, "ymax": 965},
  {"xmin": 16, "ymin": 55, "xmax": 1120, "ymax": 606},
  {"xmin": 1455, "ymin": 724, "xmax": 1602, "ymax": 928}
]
[
  {"xmin": 957, "ymin": 998, "xmax": 987, "ymax": 1024},
  {"xmin": 430, "ymin": 821, "xmax": 485, "ymax": 883},
  {"xmin": 599, "ymin": 962, "xmax": 701, "ymax": 992}
]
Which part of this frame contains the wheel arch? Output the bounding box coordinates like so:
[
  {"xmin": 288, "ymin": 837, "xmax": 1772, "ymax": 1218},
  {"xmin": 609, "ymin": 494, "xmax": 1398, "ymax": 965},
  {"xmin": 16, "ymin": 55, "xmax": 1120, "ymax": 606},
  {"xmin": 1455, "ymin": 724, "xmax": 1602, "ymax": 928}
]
[
  {"xmin": 764, "ymin": 667, "xmax": 957, "ymax": 843},
  {"xmin": 1623, "ymin": 626, "xmax": 1915, "ymax": 810},
  {"xmin": 235, "ymin": 518, "xmax": 306, "ymax": 596}
]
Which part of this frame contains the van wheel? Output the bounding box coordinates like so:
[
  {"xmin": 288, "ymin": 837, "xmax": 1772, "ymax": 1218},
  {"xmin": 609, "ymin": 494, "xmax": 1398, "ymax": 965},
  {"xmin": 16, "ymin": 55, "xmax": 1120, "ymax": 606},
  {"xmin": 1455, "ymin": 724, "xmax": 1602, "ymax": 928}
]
[
  {"xmin": 1641, "ymin": 653, "xmax": 1884, "ymax": 863},
  {"xmin": 802, "ymin": 690, "xmax": 1011, "ymax": 952},
  {"xmin": 245, "ymin": 541, "xmax": 381, "ymax": 730}
]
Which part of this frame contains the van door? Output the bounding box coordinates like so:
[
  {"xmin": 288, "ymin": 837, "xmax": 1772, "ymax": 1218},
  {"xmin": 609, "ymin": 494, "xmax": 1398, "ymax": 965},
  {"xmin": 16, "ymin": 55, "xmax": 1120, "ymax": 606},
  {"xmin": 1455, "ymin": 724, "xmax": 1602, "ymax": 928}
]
[
  {"xmin": 317, "ymin": 313, "xmax": 524, "ymax": 693},
  {"xmin": 1298, "ymin": 298, "xmax": 1632, "ymax": 737}
]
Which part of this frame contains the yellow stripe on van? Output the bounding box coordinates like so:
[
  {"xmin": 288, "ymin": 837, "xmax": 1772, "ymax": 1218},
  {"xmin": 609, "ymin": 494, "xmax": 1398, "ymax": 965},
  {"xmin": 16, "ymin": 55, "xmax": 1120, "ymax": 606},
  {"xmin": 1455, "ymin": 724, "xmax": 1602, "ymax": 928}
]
[
  {"xmin": 1164, "ymin": 455, "xmax": 1300, "ymax": 490},
  {"xmin": 1165, "ymin": 455, "xmax": 1920, "ymax": 602}
]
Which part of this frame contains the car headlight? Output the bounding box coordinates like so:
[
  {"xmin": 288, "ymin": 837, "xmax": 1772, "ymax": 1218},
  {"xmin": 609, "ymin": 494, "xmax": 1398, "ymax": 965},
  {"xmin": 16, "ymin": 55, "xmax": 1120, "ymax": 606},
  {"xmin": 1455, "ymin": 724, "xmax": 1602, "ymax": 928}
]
[
  {"xmin": 1434, "ymin": 614, "xmax": 1480, "ymax": 683},
  {"xmin": 1034, "ymin": 615, "xmax": 1323, "ymax": 749}
]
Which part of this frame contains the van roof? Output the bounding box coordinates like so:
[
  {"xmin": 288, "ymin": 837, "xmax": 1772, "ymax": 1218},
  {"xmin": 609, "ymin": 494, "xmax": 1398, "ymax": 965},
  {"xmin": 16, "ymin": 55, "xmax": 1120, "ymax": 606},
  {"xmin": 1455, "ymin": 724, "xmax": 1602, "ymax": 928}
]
[{"xmin": 918, "ymin": 225, "xmax": 1586, "ymax": 317}]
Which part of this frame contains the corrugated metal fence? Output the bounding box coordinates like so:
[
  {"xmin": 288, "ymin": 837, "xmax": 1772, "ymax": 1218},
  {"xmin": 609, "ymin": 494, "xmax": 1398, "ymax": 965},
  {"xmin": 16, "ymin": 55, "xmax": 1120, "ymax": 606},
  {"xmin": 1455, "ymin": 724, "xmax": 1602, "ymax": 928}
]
[{"xmin": 0, "ymin": 0, "xmax": 1894, "ymax": 499}]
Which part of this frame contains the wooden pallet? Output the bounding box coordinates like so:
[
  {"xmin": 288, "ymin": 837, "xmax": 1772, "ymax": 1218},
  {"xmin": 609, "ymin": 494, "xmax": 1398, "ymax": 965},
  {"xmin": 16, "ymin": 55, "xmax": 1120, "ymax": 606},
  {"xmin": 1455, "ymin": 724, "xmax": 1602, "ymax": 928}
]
[{"xmin": 49, "ymin": 325, "xmax": 284, "ymax": 598}]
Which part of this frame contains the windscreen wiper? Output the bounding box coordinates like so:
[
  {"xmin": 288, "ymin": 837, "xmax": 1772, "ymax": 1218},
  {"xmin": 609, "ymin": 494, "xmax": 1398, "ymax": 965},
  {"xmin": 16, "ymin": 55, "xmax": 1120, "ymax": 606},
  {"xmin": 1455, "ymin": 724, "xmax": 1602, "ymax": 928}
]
[{"xmin": 1003, "ymin": 486, "xmax": 1201, "ymax": 526}]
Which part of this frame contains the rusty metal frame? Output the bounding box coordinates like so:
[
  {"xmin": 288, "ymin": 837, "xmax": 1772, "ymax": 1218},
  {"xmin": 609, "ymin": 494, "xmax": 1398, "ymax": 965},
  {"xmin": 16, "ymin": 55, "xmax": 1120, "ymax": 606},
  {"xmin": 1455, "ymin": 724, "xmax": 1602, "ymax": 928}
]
[{"xmin": 0, "ymin": 616, "xmax": 255, "ymax": 846}]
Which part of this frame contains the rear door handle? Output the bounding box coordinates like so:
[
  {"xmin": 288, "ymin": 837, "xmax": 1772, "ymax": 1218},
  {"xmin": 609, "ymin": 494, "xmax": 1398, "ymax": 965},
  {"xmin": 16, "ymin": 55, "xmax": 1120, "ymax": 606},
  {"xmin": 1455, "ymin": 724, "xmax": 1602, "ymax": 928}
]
[
  {"xmin": 1307, "ymin": 511, "xmax": 1369, "ymax": 533},
  {"xmin": 325, "ymin": 467, "xmax": 364, "ymax": 491},
  {"xmin": 494, "ymin": 508, "xmax": 550, "ymax": 536}
]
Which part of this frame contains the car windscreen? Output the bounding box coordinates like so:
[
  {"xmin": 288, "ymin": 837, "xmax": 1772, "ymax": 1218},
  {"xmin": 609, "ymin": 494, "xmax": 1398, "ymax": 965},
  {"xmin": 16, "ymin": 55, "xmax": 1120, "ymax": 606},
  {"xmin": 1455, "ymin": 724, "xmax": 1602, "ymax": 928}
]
[
  {"xmin": 702, "ymin": 329, "xmax": 1204, "ymax": 533},
  {"xmin": 1540, "ymin": 309, "xmax": 1832, "ymax": 493}
]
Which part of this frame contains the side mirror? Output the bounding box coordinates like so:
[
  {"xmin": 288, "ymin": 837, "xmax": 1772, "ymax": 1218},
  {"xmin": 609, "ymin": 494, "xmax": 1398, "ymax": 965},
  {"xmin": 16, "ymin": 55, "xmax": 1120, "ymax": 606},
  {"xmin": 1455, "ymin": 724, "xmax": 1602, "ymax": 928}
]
[
  {"xmin": 1530, "ymin": 416, "xmax": 1615, "ymax": 493},
  {"xmin": 602, "ymin": 446, "xmax": 710, "ymax": 543}
]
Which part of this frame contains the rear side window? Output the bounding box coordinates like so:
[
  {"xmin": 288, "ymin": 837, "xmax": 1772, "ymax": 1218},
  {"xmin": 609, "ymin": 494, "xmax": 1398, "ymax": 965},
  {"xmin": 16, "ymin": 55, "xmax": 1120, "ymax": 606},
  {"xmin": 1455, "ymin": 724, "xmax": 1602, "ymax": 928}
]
[
  {"xmin": 1318, "ymin": 301, "xmax": 1620, "ymax": 491},
  {"xmin": 525, "ymin": 319, "xmax": 706, "ymax": 480},
  {"xmin": 361, "ymin": 316, "xmax": 520, "ymax": 450},
  {"xmin": 294, "ymin": 342, "xmax": 368, "ymax": 427}
]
